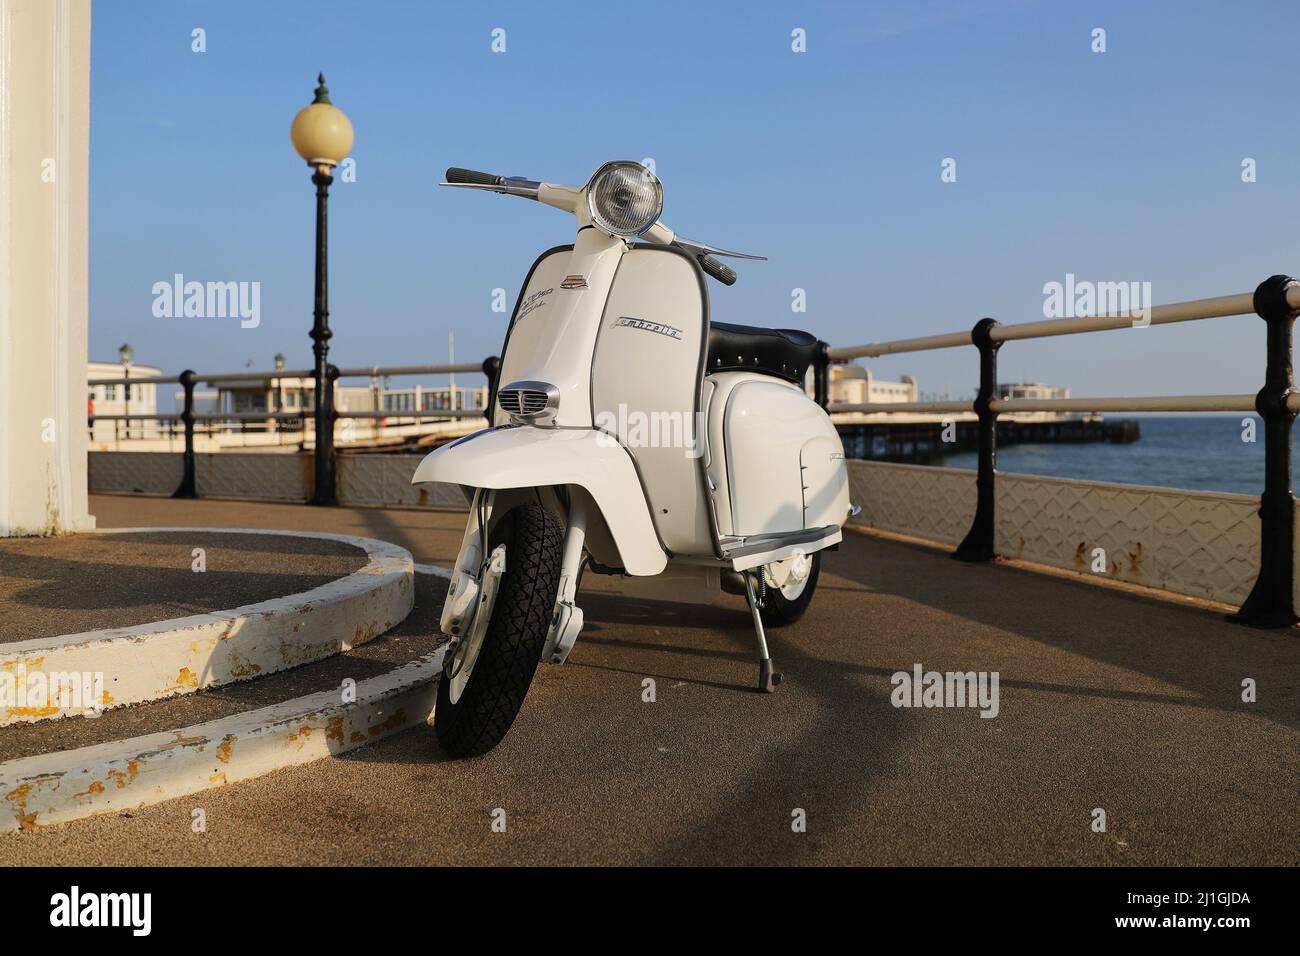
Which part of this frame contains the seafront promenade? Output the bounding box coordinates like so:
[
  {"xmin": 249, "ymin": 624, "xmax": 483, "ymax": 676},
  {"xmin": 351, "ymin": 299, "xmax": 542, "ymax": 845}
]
[{"xmin": 0, "ymin": 493, "xmax": 1294, "ymax": 866}]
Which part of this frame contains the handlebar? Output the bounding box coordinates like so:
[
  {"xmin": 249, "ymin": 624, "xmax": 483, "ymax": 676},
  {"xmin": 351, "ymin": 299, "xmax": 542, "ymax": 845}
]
[
  {"xmin": 444, "ymin": 166, "xmax": 543, "ymax": 200},
  {"xmin": 697, "ymin": 255, "xmax": 737, "ymax": 286},
  {"xmin": 443, "ymin": 166, "xmax": 749, "ymax": 287},
  {"xmin": 446, "ymin": 167, "xmax": 504, "ymax": 187}
]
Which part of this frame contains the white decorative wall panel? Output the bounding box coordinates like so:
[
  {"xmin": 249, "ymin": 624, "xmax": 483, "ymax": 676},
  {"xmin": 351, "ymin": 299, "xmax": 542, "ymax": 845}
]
[
  {"xmin": 89, "ymin": 452, "xmax": 183, "ymax": 495},
  {"xmin": 847, "ymin": 460, "xmax": 976, "ymax": 544},
  {"xmin": 339, "ymin": 455, "xmax": 466, "ymax": 509},
  {"xmin": 88, "ymin": 453, "xmax": 1283, "ymax": 609},
  {"xmin": 197, "ymin": 453, "xmax": 310, "ymax": 502},
  {"xmin": 848, "ymin": 460, "xmax": 1270, "ymax": 608},
  {"xmin": 996, "ymin": 472, "xmax": 1260, "ymax": 606},
  {"xmin": 90, "ymin": 451, "xmax": 467, "ymax": 510}
]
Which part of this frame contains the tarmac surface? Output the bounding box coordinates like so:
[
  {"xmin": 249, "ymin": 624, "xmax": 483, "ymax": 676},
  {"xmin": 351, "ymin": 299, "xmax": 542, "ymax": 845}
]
[
  {"xmin": 0, "ymin": 530, "xmax": 366, "ymax": 642},
  {"xmin": 1, "ymin": 494, "xmax": 1297, "ymax": 866}
]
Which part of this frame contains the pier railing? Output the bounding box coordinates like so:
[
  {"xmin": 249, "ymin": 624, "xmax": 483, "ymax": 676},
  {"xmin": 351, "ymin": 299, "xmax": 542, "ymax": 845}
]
[
  {"xmin": 87, "ymin": 360, "xmax": 497, "ymax": 499},
  {"xmin": 811, "ymin": 275, "xmax": 1300, "ymax": 629}
]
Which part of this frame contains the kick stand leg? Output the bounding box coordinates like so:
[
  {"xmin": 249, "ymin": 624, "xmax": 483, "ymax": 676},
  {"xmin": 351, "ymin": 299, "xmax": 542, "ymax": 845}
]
[{"xmin": 743, "ymin": 571, "xmax": 782, "ymax": 693}]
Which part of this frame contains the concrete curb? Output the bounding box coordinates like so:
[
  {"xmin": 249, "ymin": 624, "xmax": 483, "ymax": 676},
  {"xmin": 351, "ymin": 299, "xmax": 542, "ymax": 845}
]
[
  {"xmin": 0, "ymin": 528, "xmax": 414, "ymax": 725},
  {"xmin": 0, "ymin": 648, "xmax": 446, "ymax": 833}
]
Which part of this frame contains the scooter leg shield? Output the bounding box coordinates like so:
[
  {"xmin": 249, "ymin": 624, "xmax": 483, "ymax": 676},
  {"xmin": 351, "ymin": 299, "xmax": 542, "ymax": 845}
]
[{"xmin": 412, "ymin": 426, "xmax": 667, "ymax": 576}]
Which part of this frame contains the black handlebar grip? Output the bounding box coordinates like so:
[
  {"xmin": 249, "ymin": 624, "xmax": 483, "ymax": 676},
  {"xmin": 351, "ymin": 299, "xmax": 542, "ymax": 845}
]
[
  {"xmin": 446, "ymin": 167, "xmax": 503, "ymax": 187},
  {"xmin": 699, "ymin": 255, "xmax": 737, "ymax": 286}
]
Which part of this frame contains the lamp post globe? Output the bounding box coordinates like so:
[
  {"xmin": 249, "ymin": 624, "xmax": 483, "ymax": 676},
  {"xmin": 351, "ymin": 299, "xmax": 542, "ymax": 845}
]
[
  {"xmin": 290, "ymin": 73, "xmax": 354, "ymax": 173},
  {"xmin": 292, "ymin": 73, "xmax": 352, "ymax": 506}
]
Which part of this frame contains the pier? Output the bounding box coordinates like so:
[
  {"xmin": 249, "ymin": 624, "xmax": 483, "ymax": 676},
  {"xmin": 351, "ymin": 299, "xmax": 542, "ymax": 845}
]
[{"xmin": 836, "ymin": 416, "xmax": 1141, "ymax": 464}]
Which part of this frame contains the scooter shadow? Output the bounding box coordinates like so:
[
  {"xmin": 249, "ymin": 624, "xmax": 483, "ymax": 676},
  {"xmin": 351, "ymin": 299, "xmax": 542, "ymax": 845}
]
[
  {"xmin": 574, "ymin": 590, "xmax": 764, "ymax": 689},
  {"xmin": 578, "ymin": 588, "xmax": 747, "ymax": 632}
]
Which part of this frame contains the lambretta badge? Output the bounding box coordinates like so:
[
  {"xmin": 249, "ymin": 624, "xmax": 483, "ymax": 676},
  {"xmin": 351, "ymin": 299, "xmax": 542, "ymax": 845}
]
[
  {"xmin": 560, "ymin": 274, "xmax": 587, "ymax": 289},
  {"xmin": 614, "ymin": 316, "xmax": 682, "ymax": 340},
  {"xmin": 516, "ymin": 287, "xmax": 552, "ymax": 322}
]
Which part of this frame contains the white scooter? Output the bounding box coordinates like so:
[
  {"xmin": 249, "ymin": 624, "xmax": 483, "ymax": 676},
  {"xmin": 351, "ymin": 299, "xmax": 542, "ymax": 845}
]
[{"xmin": 414, "ymin": 161, "xmax": 853, "ymax": 756}]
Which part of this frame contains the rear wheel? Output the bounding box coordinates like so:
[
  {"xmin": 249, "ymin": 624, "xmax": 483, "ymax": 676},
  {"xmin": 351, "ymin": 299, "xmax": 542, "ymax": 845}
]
[
  {"xmin": 435, "ymin": 502, "xmax": 564, "ymax": 757},
  {"xmin": 758, "ymin": 551, "xmax": 820, "ymax": 627}
]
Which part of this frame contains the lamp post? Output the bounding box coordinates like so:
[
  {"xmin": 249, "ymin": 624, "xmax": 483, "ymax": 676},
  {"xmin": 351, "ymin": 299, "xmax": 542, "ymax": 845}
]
[
  {"xmin": 272, "ymin": 352, "xmax": 286, "ymax": 434},
  {"xmin": 119, "ymin": 343, "xmax": 133, "ymax": 442},
  {"xmin": 290, "ymin": 73, "xmax": 353, "ymax": 505}
]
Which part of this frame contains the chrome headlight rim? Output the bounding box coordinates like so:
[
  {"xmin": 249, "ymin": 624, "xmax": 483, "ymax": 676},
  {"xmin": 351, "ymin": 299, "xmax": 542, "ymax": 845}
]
[{"xmin": 585, "ymin": 161, "xmax": 664, "ymax": 239}]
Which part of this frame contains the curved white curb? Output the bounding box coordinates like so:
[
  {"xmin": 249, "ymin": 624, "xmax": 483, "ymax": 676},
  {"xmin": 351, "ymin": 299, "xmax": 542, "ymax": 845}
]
[
  {"xmin": 0, "ymin": 648, "xmax": 446, "ymax": 833},
  {"xmin": 0, "ymin": 528, "xmax": 414, "ymax": 725}
]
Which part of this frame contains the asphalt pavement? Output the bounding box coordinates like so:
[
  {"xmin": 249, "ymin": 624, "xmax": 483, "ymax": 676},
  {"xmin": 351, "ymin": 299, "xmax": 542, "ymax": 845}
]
[{"xmin": 0, "ymin": 494, "xmax": 1295, "ymax": 866}]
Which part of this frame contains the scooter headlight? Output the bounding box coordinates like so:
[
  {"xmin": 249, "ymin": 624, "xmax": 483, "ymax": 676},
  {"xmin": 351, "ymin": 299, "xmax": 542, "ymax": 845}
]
[{"xmin": 587, "ymin": 161, "xmax": 663, "ymax": 238}]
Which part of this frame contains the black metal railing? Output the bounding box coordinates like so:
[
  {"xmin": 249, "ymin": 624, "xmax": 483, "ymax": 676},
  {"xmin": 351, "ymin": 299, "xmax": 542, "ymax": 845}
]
[
  {"xmin": 88, "ymin": 360, "xmax": 499, "ymax": 505},
  {"xmin": 811, "ymin": 275, "xmax": 1300, "ymax": 629},
  {"xmin": 90, "ymin": 277, "xmax": 1300, "ymax": 629}
]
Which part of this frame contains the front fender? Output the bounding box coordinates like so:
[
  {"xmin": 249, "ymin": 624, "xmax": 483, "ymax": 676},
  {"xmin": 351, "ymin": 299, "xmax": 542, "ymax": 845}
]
[{"xmin": 412, "ymin": 426, "xmax": 667, "ymax": 576}]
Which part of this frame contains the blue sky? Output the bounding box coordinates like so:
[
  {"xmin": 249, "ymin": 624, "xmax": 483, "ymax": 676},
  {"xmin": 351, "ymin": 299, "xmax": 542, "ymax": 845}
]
[{"xmin": 90, "ymin": 0, "xmax": 1298, "ymax": 399}]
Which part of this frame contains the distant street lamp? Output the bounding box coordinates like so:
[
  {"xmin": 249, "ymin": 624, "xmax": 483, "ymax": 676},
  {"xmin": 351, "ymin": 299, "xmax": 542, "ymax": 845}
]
[
  {"xmin": 119, "ymin": 342, "xmax": 133, "ymax": 441},
  {"xmin": 273, "ymin": 352, "xmax": 286, "ymax": 423},
  {"xmin": 290, "ymin": 73, "xmax": 353, "ymax": 505}
]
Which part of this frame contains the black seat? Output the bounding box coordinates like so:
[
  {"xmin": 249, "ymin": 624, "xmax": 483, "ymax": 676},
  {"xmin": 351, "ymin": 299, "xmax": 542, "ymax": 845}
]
[{"xmin": 706, "ymin": 322, "xmax": 821, "ymax": 384}]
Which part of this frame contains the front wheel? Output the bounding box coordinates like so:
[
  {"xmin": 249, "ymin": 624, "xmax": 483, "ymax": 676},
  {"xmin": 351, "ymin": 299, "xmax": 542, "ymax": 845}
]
[
  {"xmin": 434, "ymin": 502, "xmax": 564, "ymax": 757},
  {"xmin": 758, "ymin": 551, "xmax": 821, "ymax": 627}
]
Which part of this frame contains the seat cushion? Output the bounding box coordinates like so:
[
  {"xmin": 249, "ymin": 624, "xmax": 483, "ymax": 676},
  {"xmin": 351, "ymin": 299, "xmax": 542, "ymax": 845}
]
[{"xmin": 706, "ymin": 322, "xmax": 821, "ymax": 384}]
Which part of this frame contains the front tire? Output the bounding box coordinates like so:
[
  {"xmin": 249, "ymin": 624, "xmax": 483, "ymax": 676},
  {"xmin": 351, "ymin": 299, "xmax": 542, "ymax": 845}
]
[
  {"xmin": 435, "ymin": 502, "xmax": 563, "ymax": 757},
  {"xmin": 758, "ymin": 552, "xmax": 821, "ymax": 627}
]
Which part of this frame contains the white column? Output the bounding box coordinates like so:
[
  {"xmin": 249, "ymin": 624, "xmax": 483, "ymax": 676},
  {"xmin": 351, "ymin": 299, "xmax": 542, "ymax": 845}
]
[{"xmin": 0, "ymin": 0, "xmax": 93, "ymax": 535}]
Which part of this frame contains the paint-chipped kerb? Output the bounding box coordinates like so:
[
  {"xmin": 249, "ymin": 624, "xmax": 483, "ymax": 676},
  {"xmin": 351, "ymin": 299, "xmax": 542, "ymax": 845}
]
[
  {"xmin": 0, "ymin": 649, "xmax": 446, "ymax": 833},
  {"xmin": 0, "ymin": 528, "xmax": 414, "ymax": 726}
]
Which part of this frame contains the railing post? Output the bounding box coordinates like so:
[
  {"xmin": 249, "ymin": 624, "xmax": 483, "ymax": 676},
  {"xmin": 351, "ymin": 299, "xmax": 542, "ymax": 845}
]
[
  {"xmin": 812, "ymin": 341, "xmax": 831, "ymax": 409},
  {"xmin": 954, "ymin": 318, "xmax": 1001, "ymax": 562},
  {"xmin": 172, "ymin": 369, "xmax": 198, "ymax": 499},
  {"xmin": 481, "ymin": 355, "xmax": 501, "ymax": 416},
  {"xmin": 1232, "ymin": 275, "xmax": 1298, "ymax": 628}
]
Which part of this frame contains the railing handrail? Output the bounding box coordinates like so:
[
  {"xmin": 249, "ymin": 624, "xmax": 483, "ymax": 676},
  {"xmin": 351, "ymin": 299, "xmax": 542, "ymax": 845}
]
[
  {"xmin": 88, "ymin": 361, "xmax": 487, "ymax": 388},
  {"xmin": 831, "ymin": 400, "xmax": 974, "ymax": 415},
  {"xmin": 89, "ymin": 410, "xmax": 488, "ymax": 422},
  {"xmin": 830, "ymin": 394, "xmax": 1265, "ymax": 415},
  {"xmin": 827, "ymin": 285, "xmax": 1300, "ymax": 361},
  {"xmin": 87, "ymin": 373, "xmax": 183, "ymax": 386}
]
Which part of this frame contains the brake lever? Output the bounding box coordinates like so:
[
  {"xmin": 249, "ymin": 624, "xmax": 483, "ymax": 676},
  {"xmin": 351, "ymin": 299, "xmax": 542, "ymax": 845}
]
[{"xmin": 674, "ymin": 236, "xmax": 767, "ymax": 261}]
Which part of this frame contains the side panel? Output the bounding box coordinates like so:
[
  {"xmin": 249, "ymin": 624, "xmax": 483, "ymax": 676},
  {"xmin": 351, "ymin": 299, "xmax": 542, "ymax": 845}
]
[
  {"xmin": 724, "ymin": 380, "xmax": 808, "ymax": 535},
  {"xmin": 590, "ymin": 247, "xmax": 712, "ymax": 555},
  {"xmin": 712, "ymin": 375, "xmax": 849, "ymax": 537}
]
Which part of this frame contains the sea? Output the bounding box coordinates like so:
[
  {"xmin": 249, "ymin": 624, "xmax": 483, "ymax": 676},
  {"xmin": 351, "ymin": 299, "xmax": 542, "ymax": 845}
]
[{"xmin": 936, "ymin": 415, "xmax": 1275, "ymax": 496}]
